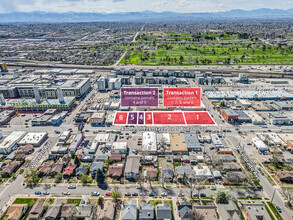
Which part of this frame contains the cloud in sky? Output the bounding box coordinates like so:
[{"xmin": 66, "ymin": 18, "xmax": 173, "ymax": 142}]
[{"xmin": 0, "ymin": 0, "xmax": 292, "ymax": 13}]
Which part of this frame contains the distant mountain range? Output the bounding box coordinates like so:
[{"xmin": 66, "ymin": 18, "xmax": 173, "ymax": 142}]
[{"xmin": 0, "ymin": 8, "xmax": 293, "ymax": 23}]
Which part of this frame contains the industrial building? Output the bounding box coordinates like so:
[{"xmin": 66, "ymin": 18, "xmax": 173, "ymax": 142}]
[
  {"xmin": 269, "ymin": 112, "xmax": 292, "ymax": 125},
  {"xmin": 0, "ymin": 131, "xmax": 27, "ymax": 154},
  {"xmin": 252, "ymin": 137, "xmax": 269, "ymax": 154},
  {"xmin": 90, "ymin": 112, "xmax": 106, "ymax": 126},
  {"xmin": 184, "ymin": 134, "xmax": 201, "ymax": 152},
  {"xmin": 18, "ymin": 132, "xmax": 48, "ymax": 147},
  {"xmin": 210, "ymin": 133, "xmax": 224, "ymax": 148},
  {"xmin": 142, "ymin": 132, "xmax": 157, "ymax": 154}
]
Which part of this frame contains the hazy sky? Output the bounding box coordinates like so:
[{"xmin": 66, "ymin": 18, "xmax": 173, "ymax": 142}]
[{"xmin": 0, "ymin": 0, "xmax": 292, "ymax": 13}]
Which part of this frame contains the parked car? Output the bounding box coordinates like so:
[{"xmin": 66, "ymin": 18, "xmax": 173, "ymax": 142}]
[
  {"xmin": 200, "ymin": 193, "xmax": 206, "ymax": 197},
  {"xmin": 276, "ymin": 206, "xmax": 282, "ymax": 213},
  {"xmin": 149, "ymin": 192, "xmax": 155, "ymax": 197},
  {"xmin": 136, "ymin": 186, "xmax": 142, "ymax": 190},
  {"xmin": 91, "ymin": 192, "xmax": 100, "ymax": 196},
  {"xmin": 124, "ymin": 192, "xmax": 131, "ymax": 196},
  {"xmin": 161, "ymin": 193, "xmax": 167, "ymax": 196},
  {"xmin": 210, "ymin": 187, "xmax": 217, "ymax": 190},
  {"xmin": 132, "ymin": 193, "xmax": 138, "ymax": 196},
  {"xmin": 43, "ymin": 192, "xmax": 50, "ymax": 195},
  {"xmin": 62, "ymin": 192, "xmax": 70, "ymax": 195},
  {"xmin": 35, "ymin": 191, "xmax": 41, "ymax": 195},
  {"xmin": 68, "ymin": 185, "xmax": 76, "ymax": 189},
  {"xmin": 106, "ymin": 192, "xmax": 112, "ymax": 196}
]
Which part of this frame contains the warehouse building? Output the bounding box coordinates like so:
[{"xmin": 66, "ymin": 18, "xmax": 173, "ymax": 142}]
[
  {"xmin": 18, "ymin": 132, "xmax": 48, "ymax": 147},
  {"xmin": 142, "ymin": 132, "xmax": 157, "ymax": 154},
  {"xmin": 243, "ymin": 110, "xmax": 265, "ymax": 125},
  {"xmin": 184, "ymin": 134, "xmax": 201, "ymax": 152},
  {"xmin": 0, "ymin": 131, "xmax": 27, "ymax": 154},
  {"xmin": 252, "ymin": 137, "xmax": 269, "ymax": 154}
]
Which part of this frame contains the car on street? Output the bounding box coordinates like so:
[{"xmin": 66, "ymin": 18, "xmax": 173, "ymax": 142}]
[
  {"xmin": 62, "ymin": 192, "xmax": 70, "ymax": 195},
  {"xmin": 276, "ymin": 206, "xmax": 282, "ymax": 213},
  {"xmin": 35, "ymin": 191, "xmax": 41, "ymax": 195},
  {"xmin": 149, "ymin": 192, "xmax": 155, "ymax": 197},
  {"xmin": 91, "ymin": 192, "xmax": 100, "ymax": 196},
  {"xmin": 68, "ymin": 185, "xmax": 76, "ymax": 189},
  {"xmin": 124, "ymin": 192, "xmax": 131, "ymax": 196},
  {"xmin": 161, "ymin": 193, "xmax": 167, "ymax": 196},
  {"xmin": 136, "ymin": 186, "xmax": 142, "ymax": 190},
  {"xmin": 210, "ymin": 187, "xmax": 217, "ymax": 190},
  {"xmin": 200, "ymin": 193, "xmax": 206, "ymax": 197},
  {"xmin": 132, "ymin": 193, "xmax": 138, "ymax": 196},
  {"xmin": 178, "ymin": 193, "xmax": 184, "ymax": 197},
  {"xmin": 193, "ymin": 193, "xmax": 199, "ymax": 198},
  {"xmin": 106, "ymin": 192, "xmax": 112, "ymax": 196},
  {"xmin": 43, "ymin": 192, "xmax": 50, "ymax": 195}
]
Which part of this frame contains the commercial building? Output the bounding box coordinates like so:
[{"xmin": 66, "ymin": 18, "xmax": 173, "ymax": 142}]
[
  {"xmin": 111, "ymin": 142, "xmax": 127, "ymax": 154},
  {"xmin": 0, "ymin": 110, "xmax": 16, "ymax": 125},
  {"xmin": 170, "ymin": 133, "xmax": 188, "ymax": 154},
  {"xmin": 184, "ymin": 133, "xmax": 201, "ymax": 152},
  {"xmin": 252, "ymin": 137, "xmax": 269, "ymax": 154},
  {"xmin": 90, "ymin": 112, "xmax": 106, "ymax": 126},
  {"xmin": 18, "ymin": 132, "xmax": 48, "ymax": 147},
  {"xmin": 210, "ymin": 133, "xmax": 224, "ymax": 148},
  {"xmin": 269, "ymin": 112, "xmax": 292, "ymax": 125},
  {"xmin": 221, "ymin": 109, "xmax": 238, "ymax": 123},
  {"xmin": 0, "ymin": 131, "xmax": 27, "ymax": 154},
  {"xmin": 142, "ymin": 132, "xmax": 157, "ymax": 154},
  {"xmin": 243, "ymin": 110, "xmax": 265, "ymax": 125}
]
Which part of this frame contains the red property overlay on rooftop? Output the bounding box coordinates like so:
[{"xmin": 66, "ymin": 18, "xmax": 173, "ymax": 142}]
[
  {"xmin": 163, "ymin": 88, "xmax": 201, "ymax": 107},
  {"xmin": 184, "ymin": 112, "xmax": 215, "ymax": 125},
  {"xmin": 114, "ymin": 112, "xmax": 128, "ymax": 125},
  {"xmin": 145, "ymin": 112, "xmax": 153, "ymax": 125},
  {"xmin": 153, "ymin": 112, "xmax": 186, "ymax": 125}
]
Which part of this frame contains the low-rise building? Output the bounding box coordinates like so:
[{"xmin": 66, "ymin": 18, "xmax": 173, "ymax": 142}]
[
  {"xmin": 125, "ymin": 156, "xmax": 140, "ymax": 181},
  {"xmin": 111, "ymin": 142, "xmax": 127, "ymax": 154},
  {"xmin": 0, "ymin": 131, "xmax": 27, "ymax": 154},
  {"xmin": 142, "ymin": 132, "xmax": 157, "ymax": 154},
  {"xmin": 91, "ymin": 112, "xmax": 106, "ymax": 126},
  {"xmin": 240, "ymin": 200, "xmax": 272, "ymax": 220},
  {"xmin": 18, "ymin": 132, "xmax": 48, "ymax": 147},
  {"xmin": 170, "ymin": 133, "xmax": 188, "ymax": 154}
]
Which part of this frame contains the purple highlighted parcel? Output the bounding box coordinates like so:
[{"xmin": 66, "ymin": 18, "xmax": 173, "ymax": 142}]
[
  {"xmin": 128, "ymin": 112, "xmax": 138, "ymax": 124},
  {"xmin": 121, "ymin": 88, "xmax": 159, "ymax": 107}
]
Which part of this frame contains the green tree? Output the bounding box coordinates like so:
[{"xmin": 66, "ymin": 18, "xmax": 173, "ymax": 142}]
[
  {"xmin": 98, "ymin": 197, "xmax": 104, "ymax": 207},
  {"xmin": 80, "ymin": 174, "xmax": 89, "ymax": 185},
  {"xmin": 96, "ymin": 169, "xmax": 105, "ymax": 184},
  {"xmin": 54, "ymin": 173, "xmax": 62, "ymax": 183},
  {"xmin": 216, "ymin": 190, "xmax": 230, "ymax": 204},
  {"xmin": 111, "ymin": 187, "xmax": 122, "ymax": 203}
]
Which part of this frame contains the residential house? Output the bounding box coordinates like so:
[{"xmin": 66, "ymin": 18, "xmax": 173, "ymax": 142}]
[
  {"xmin": 95, "ymin": 154, "xmax": 109, "ymax": 162},
  {"xmin": 28, "ymin": 201, "xmax": 44, "ymax": 220},
  {"xmin": 80, "ymin": 154, "xmax": 94, "ymax": 163},
  {"xmin": 276, "ymin": 170, "xmax": 293, "ymax": 183},
  {"xmin": 145, "ymin": 168, "xmax": 158, "ymax": 181},
  {"xmin": 178, "ymin": 202, "xmax": 192, "ymax": 220},
  {"xmin": 60, "ymin": 204, "xmax": 77, "ymax": 219},
  {"xmin": 193, "ymin": 204, "xmax": 219, "ymax": 220},
  {"xmin": 222, "ymin": 163, "xmax": 241, "ymax": 172},
  {"xmin": 90, "ymin": 162, "xmax": 104, "ymax": 179},
  {"xmin": 109, "ymin": 154, "xmax": 122, "ymax": 162},
  {"xmin": 1, "ymin": 162, "xmax": 20, "ymax": 178},
  {"xmin": 74, "ymin": 204, "xmax": 93, "ymax": 220},
  {"xmin": 122, "ymin": 200, "xmax": 138, "ymax": 220},
  {"xmin": 193, "ymin": 166, "xmax": 213, "ymax": 180},
  {"xmin": 44, "ymin": 203, "xmax": 62, "ymax": 220},
  {"xmin": 6, "ymin": 204, "xmax": 28, "ymax": 220},
  {"xmin": 162, "ymin": 165, "xmax": 173, "ymax": 182},
  {"xmin": 156, "ymin": 204, "xmax": 172, "ymax": 220},
  {"xmin": 240, "ymin": 200, "xmax": 272, "ymax": 220},
  {"xmin": 37, "ymin": 161, "xmax": 53, "ymax": 176},
  {"xmin": 176, "ymin": 166, "xmax": 194, "ymax": 183},
  {"xmin": 98, "ymin": 200, "xmax": 115, "ymax": 220},
  {"xmin": 76, "ymin": 164, "xmax": 89, "ymax": 177},
  {"xmin": 15, "ymin": 145, "xmax": 34, "ymax": 155},
  {"xmin": 49, "ymin": 163, "xmax": 64, "ymax": 177},
  {"xmin": 125, "ymin": 156, "xmax": 140, "ymax": 181},
  {"xmin": 217, "ymin": 201, "xmax": 241, "ymax": 220},
  {"xmin": 139, "ymin": 202, "xmax": 154, "ymax": 220},
  {"xmin": 108, "ymin": 165, "xmax": 123, "ymax": 179},
  {"xmin": 62, "ymin": 164, "xmax": 77, "ymax": 179}
]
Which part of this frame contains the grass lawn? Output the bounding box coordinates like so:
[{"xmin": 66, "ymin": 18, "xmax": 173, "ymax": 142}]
[
  {"xmin": 66, "ymin": 199, "xmax": 81, "ymax": 205},
  {"xmin": 47, "ymin": 198, "xmax": 55, "ymax": 205},
  {"xmin": 1, "ymin": 215, "xmax": 8, "ymax": 220},
  {"xmin": 263, "ymin": 202, "xmax": 276, "ymax": 220},
  {"xmin": 122, "ymin": 43, "xmax": 293, "ymax": 65},
  {"xmin": 13, "ymin": 198, "xmax": 37, "ymax": 207},
  {"xmin": 267, "ymin": 202, "xmax": 283, "ymax": 220},
  {"xmin": 148, "ymin": 200, "xmax": 162, "ymax": 206}
]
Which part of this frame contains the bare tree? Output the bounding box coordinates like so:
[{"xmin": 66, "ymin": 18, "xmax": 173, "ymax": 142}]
[
  {"xmin": 192, "ymin": 209, "xmax": 205, "ymax": 220},
  {"xmin": 283, "ymin": 189, "xmax": 293, "ymax": 209}
]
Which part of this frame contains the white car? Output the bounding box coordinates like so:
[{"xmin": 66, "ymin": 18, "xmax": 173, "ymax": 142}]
[
  {"xmin": 62, "ymin": 192, "xmax": 70, "ymax": 195},
  {"xmin": 91, "ymin": 192, "xmax": 100, "ymax": 196}
]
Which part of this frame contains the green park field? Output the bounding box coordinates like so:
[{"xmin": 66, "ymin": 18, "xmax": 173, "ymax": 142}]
[{"xmin": 121, "ymin": 43, "xmax": 293, "ymax": 65}]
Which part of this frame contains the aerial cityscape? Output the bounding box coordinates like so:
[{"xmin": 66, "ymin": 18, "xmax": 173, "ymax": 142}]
[{"xmin": 0, "ymin": 0, "xmax": 293, "ymax": 220}]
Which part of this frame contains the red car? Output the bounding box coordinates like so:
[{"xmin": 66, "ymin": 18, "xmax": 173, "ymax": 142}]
[{"xmin": 106, "ymin": 192, "xmax": 112, "ymax": 196}]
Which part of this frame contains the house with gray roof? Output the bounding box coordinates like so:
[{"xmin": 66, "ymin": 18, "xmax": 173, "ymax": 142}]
[
  {"xmin": 125, "ymin": 156, "xmax": 140, "ymax": 181},
  {"xmin": 139, "ymin": 202, "xmax": 154, "ymax": 220},
  {"xmin": 184, "ymin": 134, "xmax": 202, "ymax": 152},
  {"xmin": 156, "ymin": 204, "xmax": 172, "ymax": 220},
  {"xmin": 76, "ymin": 164, "xmax": 88, "ymax": 176},
  {"xmin": 74, "ymin": 204, "xmax": 93, "ymax": 220},
  {"xmin": 178, "ymin": 202, "xmax": 192, "ymax": 220},
  {"xmin": 176, "ymin": 166, "xmax": 194, "ymax": 183},
  {"xmin": 90, "ymin": 162, "xmax": 104, "ymax": 179},
  {"xmin": 122, "ymin": 200, "xmax": 138, "ymax": 220},
  {"xmin": 217, "ymin": 201, "xmax": 241, "ymax": 220},
  {"xmin": 44, "ymin": 203, "xmax": 62, "ymax": 220}
]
